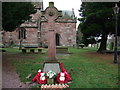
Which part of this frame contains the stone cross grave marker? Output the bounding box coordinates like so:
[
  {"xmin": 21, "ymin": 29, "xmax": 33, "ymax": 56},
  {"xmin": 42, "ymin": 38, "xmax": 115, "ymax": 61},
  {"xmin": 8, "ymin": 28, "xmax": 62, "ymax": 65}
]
[{"xmin": 42, "ymin": 2, "xmax": 62, "ymax": 74}]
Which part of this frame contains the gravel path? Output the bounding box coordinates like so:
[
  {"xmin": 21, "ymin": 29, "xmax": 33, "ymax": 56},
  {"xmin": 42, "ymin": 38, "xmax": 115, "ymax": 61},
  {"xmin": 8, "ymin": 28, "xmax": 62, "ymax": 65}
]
[{"xmin": 2, "ymin": 53, "xmax": 39, "ymax": 88}]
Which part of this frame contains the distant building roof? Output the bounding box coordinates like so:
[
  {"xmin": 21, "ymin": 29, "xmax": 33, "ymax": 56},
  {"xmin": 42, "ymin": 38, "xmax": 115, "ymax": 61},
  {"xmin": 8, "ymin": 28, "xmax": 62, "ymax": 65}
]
[{"xmin": 61, "ymin": 10, "xmax": 75, "ymax": 19}]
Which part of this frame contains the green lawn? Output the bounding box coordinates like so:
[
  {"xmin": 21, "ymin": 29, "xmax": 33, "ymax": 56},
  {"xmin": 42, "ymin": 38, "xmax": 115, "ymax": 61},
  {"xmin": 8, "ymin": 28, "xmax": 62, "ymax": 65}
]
[
  {"xmin": 3, "ymin": 47, "xmax": 119, "ymax": 88},
  {"xmin": 118, "ymin": 47, "xmax": 120, "ymax": 50}
]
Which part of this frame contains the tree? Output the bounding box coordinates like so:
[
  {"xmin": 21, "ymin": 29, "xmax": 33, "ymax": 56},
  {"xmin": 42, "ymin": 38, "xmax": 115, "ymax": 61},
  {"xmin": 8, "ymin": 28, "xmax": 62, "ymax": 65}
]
[
  {"xmin": 76, "ymin": 25, "xmax": 83, "ymax": 44},
  {"xmin": 78, "ymin": 2, "xmax": 120, "ymax": 52},
  {"xmin": 2, "ymin": 2, "xmax": 36, "ymax": 32}
]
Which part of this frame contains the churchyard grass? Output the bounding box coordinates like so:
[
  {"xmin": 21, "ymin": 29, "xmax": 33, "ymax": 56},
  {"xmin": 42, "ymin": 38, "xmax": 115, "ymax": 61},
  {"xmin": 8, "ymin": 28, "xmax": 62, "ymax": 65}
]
[
  {"xmin": 2, "ymin": 47, "xmax": 21, "ymax": 53},
  {"xmin": 61, "ymin": 48, "xmax": 118, "ymax": 88},
  {"xmin": 3, "ymin": 47, "xmax": 119, "ymax": 88},
  {"xmin": 118, "ymin": 46, "xmax": 120, "ymax": 50}
]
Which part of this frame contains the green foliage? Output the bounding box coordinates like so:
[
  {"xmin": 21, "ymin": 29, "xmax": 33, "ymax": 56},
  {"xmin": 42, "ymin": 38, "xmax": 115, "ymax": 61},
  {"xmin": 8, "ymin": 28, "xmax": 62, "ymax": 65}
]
[
  {"xmin": 82, "ymin": 36, "xmax": 96, "ymax": 46},
  {"xmin": 2, "ymin": 2, "xmax": 36, "ymax": 31},
  {"xmin": 76, "ymin": 30, "xmax": 83, "ymax": 44},
  {"xmin": 118, "ymin": 46, "xmax": 120, "ymax": 50},
  {"xmin": 78, "ymin": 2, "xmax": 120, "ymax": 52},
  {"xmin": 79, "ymin": 2, "xmax": 116, "ymax": 35}
]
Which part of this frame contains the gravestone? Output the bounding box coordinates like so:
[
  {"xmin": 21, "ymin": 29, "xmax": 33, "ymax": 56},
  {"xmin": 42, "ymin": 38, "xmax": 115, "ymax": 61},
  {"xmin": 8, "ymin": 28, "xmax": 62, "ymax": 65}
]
[{"xmin": 42, "ymin": 2, "xmax": 62, "ymax": 74}]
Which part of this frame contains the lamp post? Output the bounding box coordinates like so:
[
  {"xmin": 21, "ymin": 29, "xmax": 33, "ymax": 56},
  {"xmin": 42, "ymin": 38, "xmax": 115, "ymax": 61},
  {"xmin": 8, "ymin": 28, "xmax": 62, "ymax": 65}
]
[{"xmin": 113, "ymin": 4, "xmax": 119, "ymax": 64}]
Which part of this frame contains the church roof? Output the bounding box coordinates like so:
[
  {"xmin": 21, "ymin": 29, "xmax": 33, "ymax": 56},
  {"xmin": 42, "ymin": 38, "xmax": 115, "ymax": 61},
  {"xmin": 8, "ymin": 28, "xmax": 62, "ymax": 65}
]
[{"xmin": 61, "ymin": 10, "xmax": 75, "ymax": 19}]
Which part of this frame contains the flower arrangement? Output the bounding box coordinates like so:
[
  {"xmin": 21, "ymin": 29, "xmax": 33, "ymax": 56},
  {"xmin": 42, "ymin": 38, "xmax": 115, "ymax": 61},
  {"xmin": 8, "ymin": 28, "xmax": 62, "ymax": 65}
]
[
  {"xmin": 32, "ymin": 62, "xmax": 72, "ymax": 84},
  {"xmin": 40, "ymin": 73, "xmax": 46, "ymax": 81},
  {"xmin": 59, "ymin": 72, "xmax": 65, "ymax": 81},
  {"xmin": 46, "ymin": 70, "xmax": 56, "ymax": 79},
  {"xmin": 38, "ymin": 69, "xmax": 42, "ymax": 72}
]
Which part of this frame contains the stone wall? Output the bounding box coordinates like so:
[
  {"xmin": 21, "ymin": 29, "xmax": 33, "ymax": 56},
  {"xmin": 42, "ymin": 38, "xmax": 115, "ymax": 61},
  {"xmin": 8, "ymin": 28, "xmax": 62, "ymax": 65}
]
[
  {"xmin": 2, "ymin": 28, "xmax": 38, "ymax": 46},
  {"xmin": 41, "ymin": 21, "xmax": 76, "ymax": 46},
  {"xmin": 24, "ymin": 28, "xmax": 38, "ymax": 46}
]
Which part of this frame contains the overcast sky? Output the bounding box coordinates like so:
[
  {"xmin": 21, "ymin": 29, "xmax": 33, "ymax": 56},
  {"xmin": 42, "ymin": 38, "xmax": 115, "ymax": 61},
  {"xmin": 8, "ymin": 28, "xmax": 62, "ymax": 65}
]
[{"xmin": 43, "ymin": 0, "xmax": 82, "ymax": 27}]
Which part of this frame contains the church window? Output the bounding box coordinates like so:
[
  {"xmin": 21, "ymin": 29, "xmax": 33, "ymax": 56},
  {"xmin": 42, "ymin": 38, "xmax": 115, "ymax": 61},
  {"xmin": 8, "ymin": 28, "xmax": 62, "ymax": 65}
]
[
  {"xmin": 56, "ymin": 33, "xmax": 60, "ymax": 46},
  {"xmin": 18, "ymin": 27, "xmax": 26, "ymax": 39}
]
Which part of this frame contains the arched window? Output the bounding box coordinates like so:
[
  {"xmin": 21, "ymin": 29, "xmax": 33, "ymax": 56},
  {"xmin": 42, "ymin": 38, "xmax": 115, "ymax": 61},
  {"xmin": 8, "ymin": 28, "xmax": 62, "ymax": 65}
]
[
  {"xmin": 56, "ymin": 33, "xmax": 60, "ymax": 46},
  {"xmin": 18, "ymin": 27, "xmax": 26, "ymax": 39}
]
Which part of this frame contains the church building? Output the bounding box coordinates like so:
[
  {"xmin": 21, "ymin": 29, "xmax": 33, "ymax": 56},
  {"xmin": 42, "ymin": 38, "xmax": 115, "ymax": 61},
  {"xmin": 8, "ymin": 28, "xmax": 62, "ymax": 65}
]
[{"xmin": 2, "ymin": 2, "xmax": 77, "ymax": 47}]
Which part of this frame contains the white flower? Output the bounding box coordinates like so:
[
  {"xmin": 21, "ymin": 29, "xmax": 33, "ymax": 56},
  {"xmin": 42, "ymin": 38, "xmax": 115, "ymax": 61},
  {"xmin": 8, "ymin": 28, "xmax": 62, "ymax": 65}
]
[
  {"xmin": 46, "ymin": 70, "xmax": 56, "ymax": 78},
  {"xmin": 59, "ymin": 72, "xmax": 65, "ymax": 81},
  {"xmin": 40, "ymin": 76, "xmax": 45, "ymax": 80},
  {"xmin": 60, "ymin": 76, "xmax": 65, "ymax": 81},
  {"xmin": 40, "ymin": 73, "xmax": 45, "ymax": 80},
  {"xmin": 41, "ymin": 73, "xmax": 45, "ymax": 76},
  {"xmin": 60, "ymin": 73, "xmax": 65, "ymax": 76},
  {"xmin": 38, "ymin": 69, "xmax": 41, "ymax": 72}
]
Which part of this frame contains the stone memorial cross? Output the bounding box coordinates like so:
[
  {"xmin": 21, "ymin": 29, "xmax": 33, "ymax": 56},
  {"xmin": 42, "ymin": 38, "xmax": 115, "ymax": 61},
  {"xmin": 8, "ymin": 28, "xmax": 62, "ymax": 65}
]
[{"xmin": 42, "ymin": 2, "xmax": 62, "ymax": 73}]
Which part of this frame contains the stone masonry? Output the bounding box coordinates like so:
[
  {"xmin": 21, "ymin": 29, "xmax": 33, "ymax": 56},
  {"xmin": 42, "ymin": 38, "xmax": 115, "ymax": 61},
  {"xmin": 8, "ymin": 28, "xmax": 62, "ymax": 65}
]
[{"xmin": 2, "ymin": 2, "xmax": 76, "ymax": 47}]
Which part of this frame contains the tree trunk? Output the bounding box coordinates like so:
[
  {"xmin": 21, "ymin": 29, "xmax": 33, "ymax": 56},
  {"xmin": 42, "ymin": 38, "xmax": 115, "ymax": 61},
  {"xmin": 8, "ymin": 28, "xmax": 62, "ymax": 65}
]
[{"xmin": 97, "ymin": 33, "xmax": 107, "ymax": 52}]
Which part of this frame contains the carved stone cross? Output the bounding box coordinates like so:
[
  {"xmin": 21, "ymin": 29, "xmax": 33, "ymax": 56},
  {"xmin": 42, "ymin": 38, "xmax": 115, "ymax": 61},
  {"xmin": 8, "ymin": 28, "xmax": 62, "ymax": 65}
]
[
  {"xmin": 42, "ymin": 2, "xmax": 62, "ymax": 73},
  {"xmin": 42, "ymin": 2, "xmax": 62, "ymax": 62}
]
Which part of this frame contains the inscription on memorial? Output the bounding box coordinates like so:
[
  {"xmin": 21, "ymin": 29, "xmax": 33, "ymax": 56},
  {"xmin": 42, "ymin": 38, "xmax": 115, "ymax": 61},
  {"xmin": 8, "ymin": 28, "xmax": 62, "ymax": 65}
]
[{"xmin": 43, "ymin": 63, "xmax": 61, "ymax": 74}]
